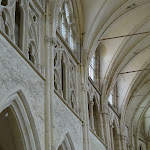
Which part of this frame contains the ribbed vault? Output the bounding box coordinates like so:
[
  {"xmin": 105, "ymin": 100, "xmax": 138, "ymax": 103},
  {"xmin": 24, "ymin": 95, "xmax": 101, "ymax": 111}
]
[{"xmin": 81, "ymin": 0, "xmax": 150, "ymax": 148}]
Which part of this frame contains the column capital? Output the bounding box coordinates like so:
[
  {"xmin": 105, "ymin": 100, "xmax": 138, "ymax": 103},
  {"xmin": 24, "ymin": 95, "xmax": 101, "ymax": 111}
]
[
  {"xmin": 129, "ymin": 145, "xmax": 134, "ymax": 150},
  {"xmin": 100, "ymin": 111, "xmax": 110, "ymax": 116},
  {"xmin": 81, "ymin": 83, "xmax": 89, "ymax": 92},
  {"xmin": 89, "ymin": 101, "xmax": 94, "ymax": 106},
  {"xmin": 44, "ymin": 36, "xmax": 57, "ymax": 45}
]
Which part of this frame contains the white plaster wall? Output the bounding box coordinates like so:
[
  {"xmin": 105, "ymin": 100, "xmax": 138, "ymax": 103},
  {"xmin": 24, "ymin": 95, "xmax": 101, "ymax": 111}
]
[
  {"xmin": 53, "ymin": 93, "xmax": 83, "ymax": 150},
  {"xmin": 89, "ymin": 131, "xmax": 106, "ymax": 150},
  {"xmin": 0, "ymin": 35, "xmax": 45, "ymax": 149}
]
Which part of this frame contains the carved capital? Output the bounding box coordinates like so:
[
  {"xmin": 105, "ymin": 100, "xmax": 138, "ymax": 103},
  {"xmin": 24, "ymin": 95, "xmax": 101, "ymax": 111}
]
[
  {"xmin": 89, "ymin": 101, "xmax": 94, "ymax": 107},
  {"xmin": 129, "ymin": 145, "xmax": 134, "ymax": 150},
  {"xmin": 45, "ymin": 36, "xmax": 57, "ymax": 45},
  {"xmin": 81, "ymin": 83, "xmax": 89, "ymax": 92}
]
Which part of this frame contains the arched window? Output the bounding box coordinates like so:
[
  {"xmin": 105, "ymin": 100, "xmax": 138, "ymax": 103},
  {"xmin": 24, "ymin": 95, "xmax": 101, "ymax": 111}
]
[{"xmin": 57, "ymin": 0, "xmax": 76, "ymax": 51}]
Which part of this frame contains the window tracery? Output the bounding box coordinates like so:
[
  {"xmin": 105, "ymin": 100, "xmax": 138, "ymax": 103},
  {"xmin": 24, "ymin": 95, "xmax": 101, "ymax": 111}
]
[
  {"xmin": 54, "ymin": 0, "xmax": 79, "ymax": 114},
  {"xmin": 0, "ymin": 0, "xmax": 44, "ymax": 74},
  {"xmin": 88, "ymin": 48, "xmax": 100, "ymax": 88},
  {"xmin": 53, "ymin": 38, "xmax": 79, "ymax": 113},
  {"xmin": 57, "ymin": 0, "xmax": 76, "ymax": 51}
]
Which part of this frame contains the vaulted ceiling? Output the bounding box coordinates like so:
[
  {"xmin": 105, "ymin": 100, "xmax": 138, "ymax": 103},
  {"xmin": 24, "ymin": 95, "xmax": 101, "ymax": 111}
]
[{"xmin": 80, "ymin": 0, "xmax": 150, "ymax": 139}]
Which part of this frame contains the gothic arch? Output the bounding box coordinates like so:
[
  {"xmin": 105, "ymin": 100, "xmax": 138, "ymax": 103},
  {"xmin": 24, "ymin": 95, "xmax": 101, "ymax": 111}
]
[
  {"xmin": 0, "ymin": 89, "xmax": 41, "ymax": 150},
  {"xmin": 28, "ymin": 40, "xmax": 39, "ymax": 66},
  {"xmin": 57, "ymin": 133, "xmax": 75, "ymax": 150}
]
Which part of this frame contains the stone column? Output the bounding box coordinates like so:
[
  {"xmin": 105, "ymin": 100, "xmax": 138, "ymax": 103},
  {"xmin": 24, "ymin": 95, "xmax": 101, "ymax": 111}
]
[
  {"xmin": 121, "ymin": 135, "xmax": 128, "ymax": 150},
  {"xmin": 99, "ymin": 112, "xmax": 105, "ymax": 141},
  {"xmin": 115, "ymin": 134, "xmax": 122, "ymax": 150},
  {"xmin": 102, "ymin": 112, "xmax": 111, "ymax": 150},
  {"xmin": 110, "ymin": 125, "xmax": 114, "ymax": 150},
  {"xmin": 89, "ymin": 101, "xmax": 94, "ymax": 130},
  {"xmin": 44, "ymin": 1, "xmax": 57, "ymax": 149},
  {"xmin": 81, "ymin": 83, "xmax": 90, "ymax": 150}
]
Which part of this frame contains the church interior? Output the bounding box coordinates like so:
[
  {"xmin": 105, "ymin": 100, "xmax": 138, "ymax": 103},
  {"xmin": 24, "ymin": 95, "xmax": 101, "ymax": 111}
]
[{"xmin": 0, "ymin": 0, "xmax": 150, "ymax": 150}]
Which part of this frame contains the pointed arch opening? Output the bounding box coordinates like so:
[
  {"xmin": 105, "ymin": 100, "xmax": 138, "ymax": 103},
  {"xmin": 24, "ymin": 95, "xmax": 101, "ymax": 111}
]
[
  {"xmin": 0, "ymin": 90, "xmax": 41, "ymax": 150},
  {"xmin": 0, "ymin": 106, "xmax": 26, "ymax": 150},
  {"xmin": 57, "ymin": 133, "xmax": 75, "ymax": 150}
]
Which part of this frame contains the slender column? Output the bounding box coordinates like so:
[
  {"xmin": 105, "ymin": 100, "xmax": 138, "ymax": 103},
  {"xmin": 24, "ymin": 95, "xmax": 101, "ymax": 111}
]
[
  {"xmin": 0, "ymin": 12, "xmax": 5, "ymax": 31},
  {"xmin": 110, "ymin": 125, "xmax": 114, "ymax": 150},
  {"xmin": 89, "ymin": 101, "xmax": 94, "ymax": 130},
  {"xmin": 44, "ymin": 1, "xmax": 56, "ymax": 149},
  {"xmin": 121, "ymin": 135, "xmax": 128, "ymax": 150},
  {"xmin": 81, "ymin": 83, "xmax": 90, "ymax": 150},
  {"xmin": 102, "ymin": 112, "xmax": 111, "ymax": 150},
  {"xmin": 99, "ymin": 112, "xmax": 105, "ymax": 141},
  {"xmin": 115, "ymin": 134, "xmax": 122, "ymax": 150}
]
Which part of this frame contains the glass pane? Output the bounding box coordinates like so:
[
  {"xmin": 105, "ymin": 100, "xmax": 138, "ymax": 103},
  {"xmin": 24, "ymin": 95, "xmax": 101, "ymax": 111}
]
[
  {"xmin": 108, "ymin": 91, "xmax": 113, "ymax": 105},
  {"xmin": 69, "ymin": 28, "xmax": 73, "ymax": 49},
  {"xmin": 61, "ymin": 15, "xmax": 66, "ymax": 38},
  {"xmin": 89, "ymin": 54, "xmax": 96, "ymax": 80},
  {"xmin": 65, "ymin": 3, "xmax": 70, "ymax": 23}
]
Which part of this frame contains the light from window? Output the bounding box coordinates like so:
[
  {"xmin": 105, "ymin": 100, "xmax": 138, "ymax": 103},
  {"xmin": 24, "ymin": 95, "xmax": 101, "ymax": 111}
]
[
  {"xmin": 69, "ymin": 28, "xmax": 73, "ymax": 49},
  {"xmin": 89, "ymin": 54, "xmax": 96, "ymax": 80},
  {"xmin": 108, "ymin": 91, "xmax": 113, "ymax": 105},
  {"xmin": 61, "ymin": 16, "xmax": 66, "ymax": 38},
  {"xmin": 65, "ymin": 3, "xmax": 70, "ymax": 23}
]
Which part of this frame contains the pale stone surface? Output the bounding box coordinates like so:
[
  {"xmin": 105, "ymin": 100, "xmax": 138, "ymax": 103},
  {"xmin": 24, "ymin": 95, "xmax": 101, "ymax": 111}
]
[
  {"xmin": 89, "ymin": 131, "xmax": 106, "ymax": 150},
  {"xmin": 53, "ymin": 93, "xmax": 83, "ymax": 150},
  {"xmin": 0, "ymin": 35, "xmax": 45, "ymax": 150},
  {"xmin": 1, "ymin": 0, "xmax": 150, "ymax": 150}
]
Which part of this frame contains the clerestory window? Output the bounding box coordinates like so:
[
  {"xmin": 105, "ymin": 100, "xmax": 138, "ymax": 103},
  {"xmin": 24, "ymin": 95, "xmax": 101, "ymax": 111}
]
[
  {"xmin": 58, "ymin": 0, "xmax": 75, "ymax": 50},
  {"xmin": 108, "ymin": 90, "xmax": 113, "ymax": 105},
  {"xmin": 89, "ymin": 52, "xmax": 96, "ymax": 81}
]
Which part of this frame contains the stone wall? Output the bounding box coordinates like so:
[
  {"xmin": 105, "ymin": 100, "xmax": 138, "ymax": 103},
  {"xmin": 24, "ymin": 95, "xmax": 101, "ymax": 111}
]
[
  {"xmin": 0, "ymin": 34, "xmax": 45, "ymax": 149},
  {"xmin": 53, "ymin": 93, "xmax": 83, "ymax": 150},
  {"xmin": 89, "ymin": 131, "xmax": 106, "ymax": 150}
]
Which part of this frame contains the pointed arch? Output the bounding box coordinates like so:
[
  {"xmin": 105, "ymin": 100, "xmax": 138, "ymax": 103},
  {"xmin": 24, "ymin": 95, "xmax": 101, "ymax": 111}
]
[
  {"xmin": 0, "ymin": 89, "xmax": 41, "ymax": 150},
  {"xmin": 54, "ymin": 0, "xmax": 81, "ymax": 58},
  {"xmin": 57, "ymin": 132, "xmax": 75, "ymax": 150}
]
